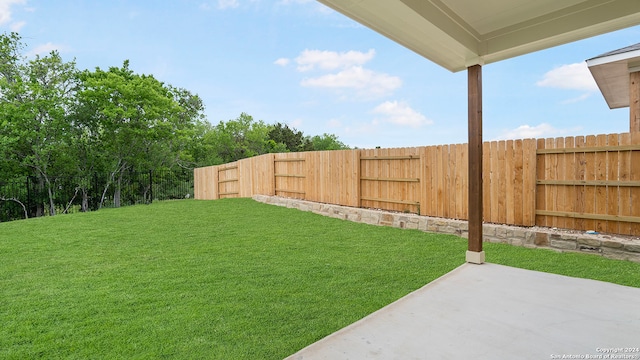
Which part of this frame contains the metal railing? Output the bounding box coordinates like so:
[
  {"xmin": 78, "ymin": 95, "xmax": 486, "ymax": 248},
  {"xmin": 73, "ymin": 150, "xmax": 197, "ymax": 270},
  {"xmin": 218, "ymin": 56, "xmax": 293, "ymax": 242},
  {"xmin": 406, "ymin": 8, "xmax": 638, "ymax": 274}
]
[{"xmin": 0, "ymin": 169, "xmax": 193, "ymax": 223}]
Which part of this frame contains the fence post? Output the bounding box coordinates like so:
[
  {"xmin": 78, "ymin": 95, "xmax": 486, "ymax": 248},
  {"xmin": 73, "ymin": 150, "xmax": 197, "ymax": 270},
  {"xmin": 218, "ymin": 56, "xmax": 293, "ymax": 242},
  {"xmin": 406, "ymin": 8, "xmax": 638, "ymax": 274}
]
[
  {"xmin": 93, "ymin": 172, "xmax": 98, "ymax": 210},
  {"xmin": 149, "ymin": 170, "xmax": 153, "ymax": 204},
  {"xmin": 273, "ymin": 155, "xmax": 277, "ymax": 196},
  {"xmin": 356, "ymin": 150, "xmax": 362, "ymax": 208},
  {"xmin": 26, "ymin": 176, "xmax": 31, "ymax": 218}
]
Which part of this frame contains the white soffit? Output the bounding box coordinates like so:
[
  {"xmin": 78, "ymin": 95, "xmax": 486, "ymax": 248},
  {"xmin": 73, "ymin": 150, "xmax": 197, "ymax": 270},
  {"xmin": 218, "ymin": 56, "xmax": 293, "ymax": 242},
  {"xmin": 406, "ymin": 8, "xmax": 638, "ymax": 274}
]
[
  {"xmin": 586, "ymin": 44, "xmax": 640, "ymax": 109},
  {"xmin": 317, "ymin": 0, "xmax": 640, "ymax": 72}
]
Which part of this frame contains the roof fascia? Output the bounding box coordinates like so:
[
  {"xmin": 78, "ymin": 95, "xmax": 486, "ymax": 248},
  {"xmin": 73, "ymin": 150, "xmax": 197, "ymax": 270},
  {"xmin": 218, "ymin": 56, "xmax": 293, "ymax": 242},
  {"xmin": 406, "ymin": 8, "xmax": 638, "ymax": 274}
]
[{"xmin": 586, "ymin": 49, "xmax": 640, "ymax": 67}]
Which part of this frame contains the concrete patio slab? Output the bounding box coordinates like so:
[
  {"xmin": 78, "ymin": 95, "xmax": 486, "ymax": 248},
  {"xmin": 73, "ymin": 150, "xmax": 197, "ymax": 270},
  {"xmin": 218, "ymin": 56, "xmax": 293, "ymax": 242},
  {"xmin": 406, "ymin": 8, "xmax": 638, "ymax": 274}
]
[{"xmin": 285, "ymin": 263, "xmax": 640, "ymax": 359}]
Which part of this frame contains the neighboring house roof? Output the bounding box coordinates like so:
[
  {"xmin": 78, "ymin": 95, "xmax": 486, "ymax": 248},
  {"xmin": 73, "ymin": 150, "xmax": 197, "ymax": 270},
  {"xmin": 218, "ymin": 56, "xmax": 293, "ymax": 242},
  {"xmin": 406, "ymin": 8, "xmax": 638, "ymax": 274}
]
[
  {"xmin": 590, "ymin": 42, "xmax": 640, "ymax": 59},
  {"xmin": 317, "ymin": 0, "xmax": 640, "ymax": 73},
  {"xmin": 587, "ymin": 42, "xmax": 640, "ymax": 109}
]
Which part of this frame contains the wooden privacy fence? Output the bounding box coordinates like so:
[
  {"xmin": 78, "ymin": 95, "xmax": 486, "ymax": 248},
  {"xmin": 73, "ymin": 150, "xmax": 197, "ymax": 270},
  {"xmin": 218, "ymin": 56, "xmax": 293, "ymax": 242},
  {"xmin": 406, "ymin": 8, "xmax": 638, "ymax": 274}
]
[
  {"xmin": 195, "ymin": 140, "xmax": 538, "ymax": 226},
  {"xmin": 194, "ymin": 131, "xmax": 640, "ymax": 236}
]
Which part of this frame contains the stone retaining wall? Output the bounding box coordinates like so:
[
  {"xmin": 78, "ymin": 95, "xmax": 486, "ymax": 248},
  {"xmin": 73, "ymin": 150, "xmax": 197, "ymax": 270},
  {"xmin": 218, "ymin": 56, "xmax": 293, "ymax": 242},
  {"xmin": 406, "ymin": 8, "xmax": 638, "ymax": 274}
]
[{"xmin": 253, "ymin": 195, "xmax": 640, "ymax": 263}]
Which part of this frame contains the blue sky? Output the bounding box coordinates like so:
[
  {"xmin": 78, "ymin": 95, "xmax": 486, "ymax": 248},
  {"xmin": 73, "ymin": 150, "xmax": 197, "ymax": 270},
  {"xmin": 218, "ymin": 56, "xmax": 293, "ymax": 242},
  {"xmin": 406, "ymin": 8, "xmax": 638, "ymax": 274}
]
[{"xmin": 3, "ymin": 0, "xmax": 640, "ymax": 149}]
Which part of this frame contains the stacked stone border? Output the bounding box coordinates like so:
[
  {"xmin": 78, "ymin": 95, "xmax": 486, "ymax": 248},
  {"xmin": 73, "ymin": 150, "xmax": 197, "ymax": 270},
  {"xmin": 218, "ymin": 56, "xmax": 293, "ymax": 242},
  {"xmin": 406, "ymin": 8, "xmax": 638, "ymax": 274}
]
[{"xmin": 253, "ymin": 195, "xmax": 640, "ymax": 263}]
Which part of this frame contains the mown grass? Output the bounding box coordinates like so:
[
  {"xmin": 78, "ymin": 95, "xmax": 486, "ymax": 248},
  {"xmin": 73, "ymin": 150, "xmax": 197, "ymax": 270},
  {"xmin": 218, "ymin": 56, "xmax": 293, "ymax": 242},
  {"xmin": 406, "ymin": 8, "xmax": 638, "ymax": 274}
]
[{"xmin": 1, "ymin": 198, "xmax": 638, "ymax": 359}]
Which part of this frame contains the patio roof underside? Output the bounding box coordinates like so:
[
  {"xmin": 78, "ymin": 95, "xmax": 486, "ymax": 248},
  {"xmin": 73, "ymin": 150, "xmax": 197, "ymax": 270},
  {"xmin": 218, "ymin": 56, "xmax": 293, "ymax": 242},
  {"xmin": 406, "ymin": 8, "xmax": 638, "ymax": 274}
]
[{"xmin": 317, "ymin": 0, "xmax": 640, "ymax": 73}]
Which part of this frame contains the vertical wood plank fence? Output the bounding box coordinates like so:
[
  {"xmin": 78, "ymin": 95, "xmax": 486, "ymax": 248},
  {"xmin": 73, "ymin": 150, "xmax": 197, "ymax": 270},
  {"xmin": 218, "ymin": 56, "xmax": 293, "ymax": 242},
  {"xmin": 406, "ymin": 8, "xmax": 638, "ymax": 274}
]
[
  {"xmin": 194, "ymin": 132, "xmax": 640, "ymax": 236},
  {"xmin": 535, "ymin": 132, "xmax": 640, "ymax": 235}
]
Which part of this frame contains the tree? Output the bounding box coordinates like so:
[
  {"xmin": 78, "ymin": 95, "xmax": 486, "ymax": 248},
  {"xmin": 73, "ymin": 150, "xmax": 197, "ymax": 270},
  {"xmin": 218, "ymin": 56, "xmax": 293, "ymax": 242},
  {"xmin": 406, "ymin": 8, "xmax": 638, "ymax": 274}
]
[
  {"xmin": 76, "ymin": 61, "xmax": 202, "ymax": 207},
  {"xmin": 169, "ymin": 86, "xmax": 206, "ymax": 169},
  {"xmin": 0, "ymin": 33, "xmax": 28, "ymax": 186},
  {"xmin": 266, "ymin": 122, "xmax": 350, "ymax": 152},
  {"xmin": 205, "ymin": 113, "xmax": 278, "ymax": 164},
  {"xmin": 267, "ymin": 123, "xmax": 311, "ymax": 152},
  {"xmin": 194, "ymin": 115, "xmax": 350, "ymax": 166},
  {"xmin": 0, "ymin": 33, "xmax": 79, "ymax": 215},
  {"xmin": 309, "ymin": 133, "xmax": 349, "ymax": 151},
  {"xmin": 0, "ymin": 32, "xmax": 208, "ymax": 216},
  {"xmin": 186, "ymin": 120, "xmax": 225, "ymax": 167}
]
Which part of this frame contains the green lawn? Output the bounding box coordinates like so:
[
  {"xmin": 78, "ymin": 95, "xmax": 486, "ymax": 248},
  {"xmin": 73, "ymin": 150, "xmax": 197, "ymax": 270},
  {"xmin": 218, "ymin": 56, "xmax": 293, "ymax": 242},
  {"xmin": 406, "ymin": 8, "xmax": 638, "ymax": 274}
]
[{"xmin": 1, "ymin": 198, "xmax": 638, "ymax": 359}]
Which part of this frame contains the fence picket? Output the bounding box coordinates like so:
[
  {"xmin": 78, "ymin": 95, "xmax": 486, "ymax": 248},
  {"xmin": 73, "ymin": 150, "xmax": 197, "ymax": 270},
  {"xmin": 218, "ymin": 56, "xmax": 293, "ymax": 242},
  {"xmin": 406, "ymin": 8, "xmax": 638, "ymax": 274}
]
[
  {"xmin": 595, "ymin": 135, "xmax": 608, "ymax": 232},
  {"xmin": 555, "ymin": 137, "xmax": 566, "ymax": 229},
  {"xmin": 584, "ymin": 135, "xmax": 597, "ymax": 231},
  {"xmin": 490, "ymin": 141, "xmax": 499, "ymax": 223},
  {"xmin": 631, "ymin": 132, "xmax": 640, "ymax": 235},
  {"xmin": 482, "ymin": 141, "xmax": 491, "ymax": 222},
  {"xmin": 575, "ymin": 136, "xmax": 587, "ymax": 230},
  {"xmin": 505, "ymin": 140, "xmax": 515, "ymax": 225},
  {"xmin": 535, "ymin": 138, "xmax": 547, "ymax": 227},
  {"xmin": 619, "ymin": 133, "xmax": 632, "ymax": 234},
  {"xmin": 449, "ymin": 144, "xmax": 458, "ymax": 218},
  {"xmin": 463, "ymin": 144, "xmax": 469, "ymax": 220},
  {"xmin": 513, "ymin": 139, "xmax": 524, "ymax": 225},
  {"xmin": 606, "ymin": 134, "xmax": 620, "ymax": 234},
  {"xmin": 522, "ymin": 139, "xmax": 536, "ymax": 226},
  {"xmin": 564, "ymin": 136, "xmax": 576, "ymax": 230},
  {"xmin": 497, "ymin": 140, "xmax": 507, "ymax": 224}
]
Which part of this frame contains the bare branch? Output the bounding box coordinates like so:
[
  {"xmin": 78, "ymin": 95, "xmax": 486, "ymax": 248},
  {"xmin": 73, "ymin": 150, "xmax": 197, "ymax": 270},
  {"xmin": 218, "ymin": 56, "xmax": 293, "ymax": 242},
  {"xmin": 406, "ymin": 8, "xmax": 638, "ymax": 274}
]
[
  {"xmin": 63, "ymin": 187, "xmax": 80, "ymax": 214},
  {"xmin": 0, "ymin": 196, "xmax": 29, "ymax": 219}
]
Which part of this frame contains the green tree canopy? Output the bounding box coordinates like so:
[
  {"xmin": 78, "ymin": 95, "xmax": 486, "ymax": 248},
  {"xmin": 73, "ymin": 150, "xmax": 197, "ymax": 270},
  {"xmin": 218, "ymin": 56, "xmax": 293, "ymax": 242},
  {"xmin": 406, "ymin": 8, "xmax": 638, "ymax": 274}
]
[
  {"xmin": 75, "ymin": 60, "xmax": 204, "ymax": 207},
  {"xmin": 203, "ymin": 113, "xmax": 279, "ymax": 164},
  {"xmin": 309, "ymin": 133, "xmax": 349, "ymax": 151},
  {"xmin": 0, "ymin": 33, "xmax": 79, "ymax": 214},
  {"xmin": 267, "ymin": 123, "xmax": 312, "ymax": 152}
]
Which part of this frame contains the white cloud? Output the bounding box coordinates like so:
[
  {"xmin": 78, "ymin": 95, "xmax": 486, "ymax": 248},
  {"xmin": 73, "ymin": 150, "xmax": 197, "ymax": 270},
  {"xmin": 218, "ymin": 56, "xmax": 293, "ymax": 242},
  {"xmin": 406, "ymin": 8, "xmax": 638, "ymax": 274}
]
[
  {"xmin": 0, "ymin": 0, "xmax": 26, "ymax": 28},
  {"xmin": 295, "ymin": 49, "xmax": 375, "ymax": 72},
  {"xmin": 274, "ymin": 57, "xmax": 290, "ymax": 67},
  {"xmin": 301, "ymin": 66, "xmax": 401, "ymax": 98},
  {"xmin": 288, "ymin": 118, "xmax": 303, "ymax": 128},
  {"xmin": 26, "ymin": 42, "xmax": 67, "ymax": 57},
  {"xmin": 217, "ymin": 0, "xmax": 239, "ymax": 9},
  {"xmin": 344, "ymin": 122, "xmax": 379, "ymax": 136},
  {"xmin": 372, "ymin": 101, "xmax": 432, "ymax": 128},
  {"xmin": 285, "ymin": 48, "xmax": 402, "ymax": 100},
  {"xmin": 536, "ymin": 62, "xmax": 598, "ymax": 92},
  {"xmin": 561, "ymin": 93, "xmax": 592, "ymax": 104},
  {"xmin": 327, "ymin": 119, "xmax": 341, "ymax": 128},
  {"xmin": 493, "ymin": 123, "xmax": 581, "ymax": 140},
  {"xmin": 9, "ymin": 19, "xmax": 24, "ymax": 31}
]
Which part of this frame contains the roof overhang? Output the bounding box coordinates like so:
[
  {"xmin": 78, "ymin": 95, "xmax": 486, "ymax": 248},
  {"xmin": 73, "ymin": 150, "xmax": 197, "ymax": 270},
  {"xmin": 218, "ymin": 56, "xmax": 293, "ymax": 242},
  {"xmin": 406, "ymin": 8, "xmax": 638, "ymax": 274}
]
[
  {"xmin": 586, "ymin": 45, "xmax": 640, "ymax": 109},
  {"xmin": 317, "ymin": 0, "xmax": 640, "ymax": 73}
]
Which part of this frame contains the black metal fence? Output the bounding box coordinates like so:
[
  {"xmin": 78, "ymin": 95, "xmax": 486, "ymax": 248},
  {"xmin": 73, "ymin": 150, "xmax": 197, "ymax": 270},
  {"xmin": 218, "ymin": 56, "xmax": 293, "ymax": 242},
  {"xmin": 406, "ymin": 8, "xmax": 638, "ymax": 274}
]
[{"xmin": 0, "ymin": 169, "xmax": 193, "ymax": 223}]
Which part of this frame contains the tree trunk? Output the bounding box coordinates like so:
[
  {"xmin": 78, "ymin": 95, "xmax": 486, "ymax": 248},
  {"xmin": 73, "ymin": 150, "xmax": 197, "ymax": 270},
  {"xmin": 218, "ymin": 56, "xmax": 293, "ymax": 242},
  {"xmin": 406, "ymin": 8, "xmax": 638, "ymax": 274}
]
[
  {"xmin": 46, "ymin": 182, "xmax": 56, "ymax": 216},
  {"xmin": 99, "ymin": 182, "xmax": 110, "ymax": 209},
  {"xmin": 114, "ymin": 172, "xmax": 123, "ymax": 208},
  {"xmin": 81, "ymin": 188, "xmax": 89, "ymax": 212}
]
